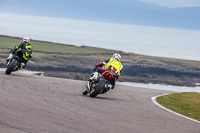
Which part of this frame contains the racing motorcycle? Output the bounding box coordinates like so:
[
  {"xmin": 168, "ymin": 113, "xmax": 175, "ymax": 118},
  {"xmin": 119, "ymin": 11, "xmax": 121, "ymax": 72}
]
[
  {"xmin": 82, "ymin": 68, "xmax": 117, "ymax": 98},
  {"xmin": 5, "ymin": 49, "xmax": 23, "ymax": 75}
]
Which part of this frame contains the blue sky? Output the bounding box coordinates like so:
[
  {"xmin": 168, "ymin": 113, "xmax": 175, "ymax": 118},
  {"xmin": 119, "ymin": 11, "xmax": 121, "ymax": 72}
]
[
  {"xmin": 138, "ymin": 0, "xmax": 200, "ymax": 8},
  {"xmin": 0, "ymin": 0, "xmax": 200, "ymax": 29}
]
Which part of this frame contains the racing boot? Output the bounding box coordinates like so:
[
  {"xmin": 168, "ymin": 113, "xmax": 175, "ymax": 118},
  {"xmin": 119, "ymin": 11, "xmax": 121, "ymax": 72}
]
[
  {"xmin": 101, "ymin": 83, "xmax": 112, "ymax": 94},
  {"xmin": 89, "ymin": 72, "xmax": 98, "ymax": 81},
  {"xmin": 21, "ymin": 63, "xmax": 26, "ymax": 68}
]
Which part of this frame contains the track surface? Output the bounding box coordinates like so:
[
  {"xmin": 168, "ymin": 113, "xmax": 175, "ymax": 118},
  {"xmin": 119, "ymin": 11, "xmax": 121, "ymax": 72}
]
[{"xmin": 0, "ymin": 72, "xmax": 199, "ymax": 133}]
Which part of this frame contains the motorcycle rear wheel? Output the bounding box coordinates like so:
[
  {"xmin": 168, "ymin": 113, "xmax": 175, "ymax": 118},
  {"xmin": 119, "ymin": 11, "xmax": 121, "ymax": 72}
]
[{"xmin": 89, "ymin": 80, "xmax": 106, "ymax": 98}]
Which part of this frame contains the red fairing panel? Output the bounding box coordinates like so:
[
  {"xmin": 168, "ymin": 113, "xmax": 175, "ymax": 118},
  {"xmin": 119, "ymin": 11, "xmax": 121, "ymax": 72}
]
[
  {"xmin": 87, "ymin": 86, "xmax": 90, "ymax": 93},
  {"xmin": 102, "ymin": 71, "xmax": 114, "ymax": 81}
]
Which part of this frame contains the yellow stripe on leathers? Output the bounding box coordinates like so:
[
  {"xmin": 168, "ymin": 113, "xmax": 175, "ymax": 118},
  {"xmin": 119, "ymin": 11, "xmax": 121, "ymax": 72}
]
[{"xmin": 105, "ymin": 57, "xmax": 123, "ymax": 76}]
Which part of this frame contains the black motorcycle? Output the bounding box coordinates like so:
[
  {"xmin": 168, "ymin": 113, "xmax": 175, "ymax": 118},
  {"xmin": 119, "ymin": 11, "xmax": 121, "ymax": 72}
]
[
  {"xmin": 82, "ymin": 69, "xmax": 116, "ymax": 98},
  {"xmin": 5, "ymin": 49, "xmax": 23, "ymax": 75}
]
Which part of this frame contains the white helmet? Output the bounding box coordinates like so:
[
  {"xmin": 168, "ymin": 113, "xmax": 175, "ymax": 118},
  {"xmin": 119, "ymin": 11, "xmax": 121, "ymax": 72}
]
[
  {"xmin": 23, "ymin": 37, "xmax": 30, "ymax": 42},
  {"xmin": 112, "ymin": 53, "xmax": 121, "ymax": 61}
]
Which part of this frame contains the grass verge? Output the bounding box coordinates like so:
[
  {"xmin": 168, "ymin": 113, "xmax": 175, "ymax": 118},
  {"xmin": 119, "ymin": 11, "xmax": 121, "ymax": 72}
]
[
  {"xmin": 0, "ymin": 36, "xmax": 115, "ymax": 54},
  {"xmin": 157, "ymin": 92, "xmax": 200, "ymax": 121}
]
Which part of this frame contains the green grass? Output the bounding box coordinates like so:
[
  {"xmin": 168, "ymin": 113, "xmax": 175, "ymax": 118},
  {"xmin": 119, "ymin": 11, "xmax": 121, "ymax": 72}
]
[
  {"xmin": 157, "ymin": 92, "xmax": 200, "ymax": 121},
  {"xmin": 0, "ymin": 36, "xmax": 22, "ymax": 48},
  {"xmin": 0, "ymin": 36, "xmax": 116, "ymax": 63},
  {"xmin": 0, "ymin": 36, "xmax": 114, "ymax": 54}
]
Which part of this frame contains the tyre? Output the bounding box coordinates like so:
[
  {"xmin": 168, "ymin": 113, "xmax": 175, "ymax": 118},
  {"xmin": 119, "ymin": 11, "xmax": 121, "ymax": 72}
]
[
  {"xmin": 89, "ymin": 80, "xmax": 106, "ymax": 98},
  {"xmin": 82, "ymin": 88, "xmax": 88, "ymax": 95},
  {"xmin": 5, "ymin": 59, "xmax": 18, "ymax": 75}
]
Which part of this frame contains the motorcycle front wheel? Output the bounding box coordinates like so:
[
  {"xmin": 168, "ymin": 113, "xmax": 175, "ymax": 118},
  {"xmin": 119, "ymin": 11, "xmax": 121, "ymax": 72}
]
[
  {"xmin": 82, "ymin": 88, "xmax": 88, "ymax": 95},
  {"xmin": 5, "ymin": 59, "xmax": 18, "ymax": 75}
]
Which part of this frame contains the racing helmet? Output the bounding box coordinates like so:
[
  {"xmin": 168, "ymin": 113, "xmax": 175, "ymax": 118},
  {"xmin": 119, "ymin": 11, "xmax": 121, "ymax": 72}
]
[
  {"xmin": 23, "ymin": 37, "xmax": 30, "ymax": 43},
  {"xmin": 112, "ymin": 53, "xmax": 121, "ymax": 61}
]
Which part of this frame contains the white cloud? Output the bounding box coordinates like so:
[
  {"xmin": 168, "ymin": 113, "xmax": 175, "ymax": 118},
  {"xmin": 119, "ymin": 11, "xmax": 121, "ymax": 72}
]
[{"xmin": 138, "ymin": 0, "xmax": 200, "ymax": 8}]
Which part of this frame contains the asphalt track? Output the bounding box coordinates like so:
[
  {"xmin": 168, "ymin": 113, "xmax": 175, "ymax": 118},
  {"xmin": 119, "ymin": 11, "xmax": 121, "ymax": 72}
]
[{"xmin": 0, "ymin": 71, "xmax": 199, "ymax": 133}]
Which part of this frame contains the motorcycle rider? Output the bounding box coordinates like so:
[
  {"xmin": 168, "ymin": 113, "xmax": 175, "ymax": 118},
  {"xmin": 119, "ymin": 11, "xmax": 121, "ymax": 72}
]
[
  {"xmin": 6, "ymin": 37, "xmax": 33, "ymax": 68},
  {"xmin": 90, "ymin": 53, "xmax": 123, "ymax": 93}
]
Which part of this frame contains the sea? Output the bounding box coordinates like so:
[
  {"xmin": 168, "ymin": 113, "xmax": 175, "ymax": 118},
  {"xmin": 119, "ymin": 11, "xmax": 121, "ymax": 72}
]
[{"xmin": 0, "ymin": 13, "xmax": 200, "ymax": 92}]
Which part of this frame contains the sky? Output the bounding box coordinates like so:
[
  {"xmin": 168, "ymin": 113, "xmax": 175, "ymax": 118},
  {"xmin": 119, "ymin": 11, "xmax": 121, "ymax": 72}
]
[
  {"xmin": 138, "ymin": 0, "xmax": 200, "ymax": 8},
  {"xmin": 0, "ymin": 0, "xmax": 200, "ymax": 29}
]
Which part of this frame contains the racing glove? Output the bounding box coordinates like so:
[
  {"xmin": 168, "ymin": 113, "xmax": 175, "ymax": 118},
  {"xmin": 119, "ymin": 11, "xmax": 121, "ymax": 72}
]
[{"xmin": 14, "ymin": 46, "xmax": 19, "ymax": 51}]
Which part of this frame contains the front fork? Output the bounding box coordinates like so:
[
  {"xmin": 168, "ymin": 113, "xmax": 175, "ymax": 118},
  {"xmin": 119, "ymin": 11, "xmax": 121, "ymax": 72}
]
[
  {"xmin": 6, "ymin": 53, "xmax": 13, "ymax": 66},
  {"xmin": 86, "ymin": 80, "xmax": 98, "ymax": 93},
  {"xmin": 86, "ymin": 81, "xmax": 91, "ymax": 93},
  {"xmin": 6, "ymin": 60, "xmax": 11, "ymax": 67}
]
